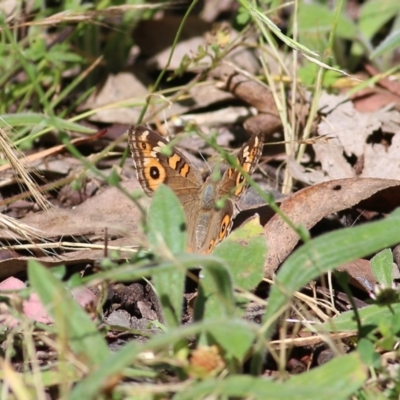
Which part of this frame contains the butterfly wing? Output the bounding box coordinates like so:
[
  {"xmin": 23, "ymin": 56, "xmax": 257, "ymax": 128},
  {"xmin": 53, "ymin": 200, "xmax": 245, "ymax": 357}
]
[
  {"xmin": 128, "ymin": 126, "xmax": 203, "ymax": 197},
  {"xmin": 186, "ymin": 199, "xmax": 234, "ymax": 254},
  {"xmin": 219, "ymin": 133, "xmax": 264, "ymax": 200}
]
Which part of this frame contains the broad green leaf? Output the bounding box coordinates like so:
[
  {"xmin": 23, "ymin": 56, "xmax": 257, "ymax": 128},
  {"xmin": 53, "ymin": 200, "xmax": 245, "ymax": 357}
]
[
  {"xmin": 357, "ymin": 338, "xmax": 381, "ymax": 368},
  {"xmin": 370, "ymin": 248, "xmax": 393, "ymax": 287},
  {"xmin": 352, "ymin": 0, "xmax": 400, "ymax": 58},
  {"xmin": 195, "ymin": 257, "xmax": 236, "ymax": 320},
  {"xmin": 28, "ymin": 260, "xmax": 109, "ymax": 367},
  {"xmin": 174, "ymin": 353, "xmax": 366, "ymax": 400},
  {"xmin": 147, "ymin": 185, "xmax": 187, "ymax": 327},
  {"xmin": 318, "ymin": 303, "xmax": 400, "ymax": 332},
  {"xmin": 148, "ymin": 184, "xmax": 187, "ymax": 254},
  {"xmin": 263, "ymin": 208, "xmax": 400, "ymax": 339},
  {"xmin": 207, "ymin": 319, "xmax": 256, "ymax": 361},
  {"xmin": 212, "ymin": 216, "xmax": 267, "ymax": 291}
]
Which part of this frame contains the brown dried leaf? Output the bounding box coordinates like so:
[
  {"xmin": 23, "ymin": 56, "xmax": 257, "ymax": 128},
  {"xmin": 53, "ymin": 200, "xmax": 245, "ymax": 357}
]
[
  {"xmin": 337, "ymin": 259, "xmax": 376, "ymax": 293},
  {"xmin": 0, "ymin": 237, "xmax": 134, "ymax": 280},
  {"xmin": 134, "ymin": 16, "xmax": 211, "ymax": 59},
  {"xmin": 352, "ymin": 87, "xmax": 400, "ymax": 112},
  {"xmin": 3, "ymin": 180, "xmax": 147, "ymax": 240},
  {"xmin": 212, "ymin": 64, "xmax": 279, "ymax": 114},
  {"xmin": 316, "ymin": 93, "xmax": 400, "ymax": 181},
  {"xmin": 79, "ymin": 72, "xmax": 148, "ymax": 124},
  {"xmin": 0, "ymin": 180, "xmax": 148, "ymax": 278},
  {"xmin": 264, "ymin": 178, "xmax": 400, "ymax": 278}
]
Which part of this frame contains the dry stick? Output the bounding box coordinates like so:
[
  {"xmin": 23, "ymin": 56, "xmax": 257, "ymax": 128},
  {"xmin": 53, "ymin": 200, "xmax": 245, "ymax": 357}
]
[{"xmin": 4, "ymin": 241, "xmax": 138, "ymax": 253}]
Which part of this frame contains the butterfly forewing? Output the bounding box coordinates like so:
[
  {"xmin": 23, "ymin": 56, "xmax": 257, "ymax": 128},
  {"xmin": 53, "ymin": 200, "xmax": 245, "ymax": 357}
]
[
  {"xmin": 219, "ymin": 133, "xmax": 264, "ymax": 200},
  {"xmin": 128, "ymin": 126, "xmax": 203, "ymax": 196}
]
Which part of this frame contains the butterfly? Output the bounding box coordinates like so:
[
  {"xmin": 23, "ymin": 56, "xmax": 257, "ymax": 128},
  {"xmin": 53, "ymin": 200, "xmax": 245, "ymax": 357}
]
[{"xmin": 128, "ymin": 126, "xmax": 263, "ymax": 253}]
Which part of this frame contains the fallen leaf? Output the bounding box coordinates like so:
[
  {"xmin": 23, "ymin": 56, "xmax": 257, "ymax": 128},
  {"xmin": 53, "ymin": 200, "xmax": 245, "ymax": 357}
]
[
  {"xmin": 79, "ymin": 72, "xmax": 148, "ymax": 124},
  {"xmin": 264, "ymin": 178, "xmax": 400, "ymax": 278},
  {"xmin": 337, "ymin": 259, "xmax": 376, "ymax": 293},
  {"xmin": 316, "ymin": 93, "xmax": 400, "ymax": 181},
  {"xmin": 1, "ymin": 179, "xmax": 147, "ymax": 241},
  {"xmin": 0, "ymin": 180, "xmax": 148, "ymax": 278}
]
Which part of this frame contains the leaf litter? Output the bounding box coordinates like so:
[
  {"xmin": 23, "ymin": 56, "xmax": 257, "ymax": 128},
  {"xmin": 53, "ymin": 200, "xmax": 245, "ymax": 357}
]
[{"xmin": 1, "ymin": 2, "xmax": 400, "ymax": 395}]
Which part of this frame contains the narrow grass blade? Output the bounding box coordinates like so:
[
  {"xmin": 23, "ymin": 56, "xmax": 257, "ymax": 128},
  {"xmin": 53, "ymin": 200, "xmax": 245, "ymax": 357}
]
[{"xmin": 0, "ymin": 113, "xmax": 94, "ymax": 133}]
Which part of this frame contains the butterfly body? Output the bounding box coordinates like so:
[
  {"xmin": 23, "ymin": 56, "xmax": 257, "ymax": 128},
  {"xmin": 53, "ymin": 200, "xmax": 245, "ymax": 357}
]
[{"xmin": 128, "ymin": 126, "xmax": 263, "ymax": 253}]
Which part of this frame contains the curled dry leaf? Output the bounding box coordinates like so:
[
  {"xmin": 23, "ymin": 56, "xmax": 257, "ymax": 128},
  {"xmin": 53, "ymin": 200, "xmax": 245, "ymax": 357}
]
[
  {"xmin": 212, "ymin": 64, "xmax": 278, "ymax": 114},
  {"xmin": 264, "ymin": 178, "xmax": 400, "ymax": 278},
  {"xmin": 211, "ymin": 64, "xmax": 282, "ymax": 135}
]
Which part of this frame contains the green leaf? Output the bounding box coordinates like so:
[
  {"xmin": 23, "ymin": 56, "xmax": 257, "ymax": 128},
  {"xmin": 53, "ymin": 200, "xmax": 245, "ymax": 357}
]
[
  {"xmin": 358, "ymin": 0, "xmax": 400, "ymax": 40},
  {"xmin": 107, "ymin": 169, "xmax": 121, "ymax": 186},
  {"xmin": 239, "ymin": 0, "xmax": 319, "ymax": 57},
  {"xmin": 297, "ymin": 3, "xmax": 357, "ymax": 40},
  {"xmin": 173, "ymin": 353, "xmax": 366, "ymax": 400},
  {"xmin": 263, "ymin": 208, "xmax": 400, "ymax": 339},
  {"xmin": 370, "ymin": 28, "xmax": 400, "ymax": 59},
  {"xmin": 69, "ymin": 319, "xmax": 250, "ymax": 400},
  {"xmin": 27, "ymin": 260, "xmax": 109, "ymax": 367},
  {"xmin": 212, "ymin": 216, "xmax": 267, "ymax": 292},
  {"xmin": 236, "ymin": 7, "xmax": 251, "ymax": 26},
  {"xmin": 148, "ymin": 184, "xmax": 187, "ymax": 254},
  {"xmin": 357, "ymin": 338, "xmax": 381, "ymax": 368},
  {"xmin": 318, "ymin": 303, "xmax": 400, "ymax": 332},
  {"xmin": 147, "ymin": 185, "xmax": 187, "ymax": 327},
  {"xmin": 370, "ymin": 248, "xmax": 393, "ymax": 287},
  {"xmin": 208, "ymin": 319, "xmax": 256, "ymax": 361},
  {"xmin": 195, "ymin": 256, "xmax": 236, "ymax": 320}
]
